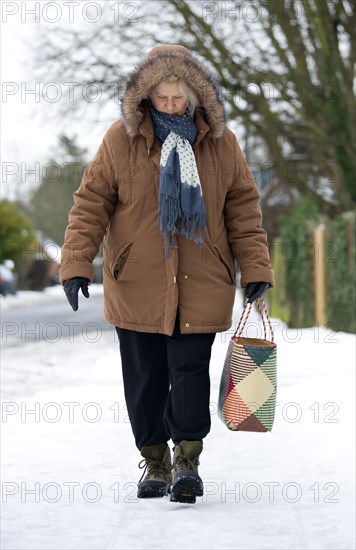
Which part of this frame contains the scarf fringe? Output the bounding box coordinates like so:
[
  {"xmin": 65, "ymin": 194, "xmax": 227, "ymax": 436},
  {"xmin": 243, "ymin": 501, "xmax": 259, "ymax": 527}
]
[
  {"xmin": 159, "ymin": 207, "xmax": 206, "ymax": 259},
  {"xmin": 158, "ymin": 193, "xmax": 182, "ymax": 233},
  {"xmin": 158, "ymin": 191, "xmax": 206, "ymax": 259},
  {"xmin": 176, "ymin": 211, "xmax": 206, "ymax": 243}
]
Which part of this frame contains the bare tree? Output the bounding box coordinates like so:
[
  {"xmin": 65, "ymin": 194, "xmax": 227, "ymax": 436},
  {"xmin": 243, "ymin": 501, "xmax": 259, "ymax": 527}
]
[
  {"xmin": 30, "ymin": 0, "xmax": 355, "ymax": 215},
  {"xmin": 170, "ymin": 0, "xmax": 355, "ymax": 213}
]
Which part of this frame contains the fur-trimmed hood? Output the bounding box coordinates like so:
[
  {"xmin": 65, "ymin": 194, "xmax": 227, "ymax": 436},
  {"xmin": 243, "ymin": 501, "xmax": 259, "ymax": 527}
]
[{"xmin": 120, "ymin": 44, "xmax": 226, "ymax": 138}]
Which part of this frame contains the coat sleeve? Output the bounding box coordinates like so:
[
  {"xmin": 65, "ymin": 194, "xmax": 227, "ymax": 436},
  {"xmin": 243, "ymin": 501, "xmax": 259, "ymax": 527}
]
[
  {"xmin": 224, "ymin": 133, "xmax": 275, "ymax": 289},
  {"xmin": 59, "ymin": 125, "xmax": 118, "ymax": 285}
]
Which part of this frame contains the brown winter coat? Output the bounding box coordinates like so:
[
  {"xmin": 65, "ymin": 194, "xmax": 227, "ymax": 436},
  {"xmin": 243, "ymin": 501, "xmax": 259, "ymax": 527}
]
[{"xmin": 59, "ymin": 45, "xmax": 274, "ymax": 335}]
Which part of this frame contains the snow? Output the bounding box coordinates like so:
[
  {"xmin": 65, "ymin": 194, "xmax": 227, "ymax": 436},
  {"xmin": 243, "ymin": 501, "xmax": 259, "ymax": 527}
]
[
  {"xmin": 0, "ymin": 283, "xmax": 103, "ymax": 310},
  {"xmin": 1, "ymin": 288, "xmax": 355, "ymax": 550}
]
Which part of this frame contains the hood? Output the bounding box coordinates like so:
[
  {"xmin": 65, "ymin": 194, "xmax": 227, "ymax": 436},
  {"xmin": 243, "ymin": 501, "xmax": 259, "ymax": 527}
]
[{"xmin": 120, "ymin": 44, "xmax": 226, "ymax": 139}]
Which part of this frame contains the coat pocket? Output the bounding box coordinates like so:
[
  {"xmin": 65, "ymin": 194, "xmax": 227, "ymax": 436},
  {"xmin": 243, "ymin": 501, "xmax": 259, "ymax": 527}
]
[
  {"xmin": 208, "ymin": 243, "xmax": 236, "ymax": 285},
  {"xmin": 111, "ymin": 242, "xmax": 133, "ymax": 281}
]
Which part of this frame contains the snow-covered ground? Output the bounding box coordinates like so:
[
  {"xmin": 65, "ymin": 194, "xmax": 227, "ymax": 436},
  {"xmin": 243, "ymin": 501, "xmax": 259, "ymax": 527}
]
[
  {"xmin": 0, "ymin": 284, "xmax": 104, "ymax": 310},
  {"xmin": 1, "ymin": 287, "xmax": 355, "ymax": 549}
]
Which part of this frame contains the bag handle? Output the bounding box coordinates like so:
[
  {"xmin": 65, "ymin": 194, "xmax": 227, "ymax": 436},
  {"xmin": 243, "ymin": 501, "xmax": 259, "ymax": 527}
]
[{"xmin": 233, "ymin": 296, "xmax": 274, "ymax": 343}]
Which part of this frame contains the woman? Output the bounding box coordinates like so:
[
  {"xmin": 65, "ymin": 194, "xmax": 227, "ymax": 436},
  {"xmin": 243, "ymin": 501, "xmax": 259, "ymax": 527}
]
[{"xmin": 60, "ymin": 44, "xmax": 274, "ymax": 504}]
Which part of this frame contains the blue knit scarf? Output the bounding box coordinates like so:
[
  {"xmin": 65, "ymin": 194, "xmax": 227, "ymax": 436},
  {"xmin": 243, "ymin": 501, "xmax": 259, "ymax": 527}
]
[{"xmin": 148, "ymin": 101, "xmax": 206, "ymax": 259}]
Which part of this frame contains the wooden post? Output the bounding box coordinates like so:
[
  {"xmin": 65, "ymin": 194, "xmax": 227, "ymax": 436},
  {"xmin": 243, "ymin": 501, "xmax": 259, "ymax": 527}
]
[
  {"xmin": 346, "ymin": 217, "xmax": 354, "ymax": 267},
  {"xmin": 314, "ymin": 224, "xmax": 326, "ymax": 326}
]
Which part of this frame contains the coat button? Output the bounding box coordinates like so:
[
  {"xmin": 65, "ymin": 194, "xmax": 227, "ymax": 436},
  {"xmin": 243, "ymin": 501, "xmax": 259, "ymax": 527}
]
[
  {"xmin": 173, "ymin": 276, "xmax": 177, "ymax": 283},
  {"xmin": 184, "ymin": 275, "xmax": 188, "ymax": 279},
  {"xmin": 185, "ymin": 323, "xmax": 190, "ymax": 328}
]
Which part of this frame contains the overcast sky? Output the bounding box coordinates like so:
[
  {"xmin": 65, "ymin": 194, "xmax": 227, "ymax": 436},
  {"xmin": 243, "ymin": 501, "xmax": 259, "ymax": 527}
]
[
  {"xmin": 2, "ymin": 12, "xmax": 55, "ymax": 201},
  {"xmin": 1, "ymin": 1, "xmax": 245, "ymax": 203},
  {"xmin": 1, "ymin": 1, "xmax": 123, "ymax": 202}
]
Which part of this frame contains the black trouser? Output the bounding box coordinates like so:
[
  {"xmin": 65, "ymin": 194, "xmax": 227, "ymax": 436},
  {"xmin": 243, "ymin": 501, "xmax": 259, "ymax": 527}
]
[{"xmin": 115, "ymin": 309, "xmax": 216, "ymax": 450}]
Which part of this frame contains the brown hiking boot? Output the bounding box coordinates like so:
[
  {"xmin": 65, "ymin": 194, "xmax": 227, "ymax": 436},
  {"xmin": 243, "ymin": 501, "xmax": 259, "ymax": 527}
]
[
  {"xmin": 137, "ymin": 443, "xmax": 172, "ymax": 498},
  {"xmin": 170, "ymin": 440, "xmax": 204, "ymax": 503}
]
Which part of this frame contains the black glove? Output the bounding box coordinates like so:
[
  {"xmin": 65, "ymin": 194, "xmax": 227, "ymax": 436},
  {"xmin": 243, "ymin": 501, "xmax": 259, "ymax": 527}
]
[
  {"xmin": 244, "ymin": 281, "xmax": 270, "ymax": 303},
  {"xmin": 63, "ymin": 277, "xmax": 90, "ymax": 311}
]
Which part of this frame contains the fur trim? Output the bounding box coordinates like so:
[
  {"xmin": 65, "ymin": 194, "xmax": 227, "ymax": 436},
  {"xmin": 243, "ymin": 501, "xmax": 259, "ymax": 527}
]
[{"xmin": 120, "ymin": 44, "xmax": 226, "ymax": 138}]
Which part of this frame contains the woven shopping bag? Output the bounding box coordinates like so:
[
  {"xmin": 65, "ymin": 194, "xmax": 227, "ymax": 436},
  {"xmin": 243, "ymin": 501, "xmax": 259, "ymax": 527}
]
[{"xmin": 218, "ymin": 296, "xmax": 277, "ymax": 432}]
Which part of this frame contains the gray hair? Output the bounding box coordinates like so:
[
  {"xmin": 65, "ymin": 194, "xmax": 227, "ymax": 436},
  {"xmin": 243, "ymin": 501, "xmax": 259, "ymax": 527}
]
[{"xmin": 150, "ymin": 75, "xmax": 200, "ymax": 117}]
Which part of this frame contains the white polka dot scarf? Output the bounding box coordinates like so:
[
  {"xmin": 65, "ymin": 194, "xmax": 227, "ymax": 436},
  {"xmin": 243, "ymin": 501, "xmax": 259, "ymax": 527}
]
[{"xmin": 148, "ymin": 101, "xmax": 206, "ymax": 259}]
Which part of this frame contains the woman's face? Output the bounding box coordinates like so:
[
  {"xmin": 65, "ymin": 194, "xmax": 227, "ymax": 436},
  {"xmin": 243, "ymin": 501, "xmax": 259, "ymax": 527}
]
[{"xmin": 150, "ymin": 81, "xmax": 188, "ymax": 116}]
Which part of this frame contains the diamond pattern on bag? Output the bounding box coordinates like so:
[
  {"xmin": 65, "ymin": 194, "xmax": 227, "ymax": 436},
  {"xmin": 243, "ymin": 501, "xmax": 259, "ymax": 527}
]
[
  {"xmin": 234, "ymin": 413, "xmax": 269, "ymax": 432},
  {"xmin": 244, "ymin": 344, "xmax": 276, "ymax": 367},
  {"xmin": 236, "ymin": 366, "xmax": 274, "ymax": 409},
  {"xmin": 218, "ymin": 299, "xmax": 277, "ymax": 432},
  {"xmin": 218, "ymin": 344, "xmax": 277, "ymax": 432}
]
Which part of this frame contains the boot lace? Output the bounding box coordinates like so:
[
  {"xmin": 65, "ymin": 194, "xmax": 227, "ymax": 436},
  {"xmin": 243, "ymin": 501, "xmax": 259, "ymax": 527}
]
[
  {"xmin": 138, "ymin": 458, "xmax": 168, "ymax": 485},
  {"xmin": 175, "ymin": 454, "xmax": 199, "ymax": 472}
]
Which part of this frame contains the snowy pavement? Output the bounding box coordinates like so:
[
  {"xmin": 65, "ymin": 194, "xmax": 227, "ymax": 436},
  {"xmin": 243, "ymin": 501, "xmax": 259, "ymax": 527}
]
[{"xmin": 1, "ymin": 287, "xmax": 355, "ymax": 549}]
